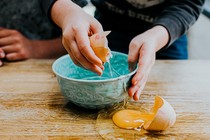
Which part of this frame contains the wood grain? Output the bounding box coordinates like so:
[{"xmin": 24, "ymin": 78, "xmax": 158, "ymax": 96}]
[{"xmin": 0, "ymin": 59, "xmax": 210, "ymax": 139}]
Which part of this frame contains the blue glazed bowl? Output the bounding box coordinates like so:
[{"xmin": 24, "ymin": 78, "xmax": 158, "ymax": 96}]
[{"xmin": 52, "ymin": 51, "xmax": 137, "ymax": 109}]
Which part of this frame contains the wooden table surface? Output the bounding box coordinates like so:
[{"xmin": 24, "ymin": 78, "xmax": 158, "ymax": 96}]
[{"xmin": 0, "ymin": 59, "xmax": 210, "ymax": 139}]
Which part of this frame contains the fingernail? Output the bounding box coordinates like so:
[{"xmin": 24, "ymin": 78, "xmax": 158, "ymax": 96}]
[
  {"xmin": 133, "ymin": 81, "xmax": 137, "ymax": 85},
  {"xmin": 97, "ymin": 69, "xmax": 103, "ymax": 76},
  {"xmin": 134, "ymin": 96, "xmax": 139, "ymax": 101},
  {"xmin": 0, "ymin": 61, "xmax": 3, "ymax": 66},
  {"xmin": 99, "ymin": 72, "xmax": 103, "ymax": 76}
]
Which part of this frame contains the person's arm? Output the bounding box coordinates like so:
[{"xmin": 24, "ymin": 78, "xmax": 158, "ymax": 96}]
[
  {"xmin": 52, "ymin": 0, "xmax": 105, "ymax": 75},
  {"xmin": 39, "ymin": 0, "xmax": 104, "ymax": 75},
  {"xmin": 29, "ymin": 38, "xmax": 67, "ymax": 59},
  {"xmin": 39, "ymin": 0, "xmax": 88, "ymax": 26},
  {"xmin": 0, "ymin": 28, "xmax": 67, "ymax": 61},
  {"xmin": 153, "ymin": 0, "xmax": 205, "ymax": 46},
  {"xmin": 128, "ymin": 1, "xmax": 205, "ymax": 100}
]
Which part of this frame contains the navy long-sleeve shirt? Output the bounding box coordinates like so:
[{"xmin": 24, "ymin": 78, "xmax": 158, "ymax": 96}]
[{"xmin": 40, "ymin": 0, "xmax": 205, "ymax": 46}]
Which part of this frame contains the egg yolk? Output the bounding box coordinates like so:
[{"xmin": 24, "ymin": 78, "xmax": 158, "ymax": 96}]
[
  {"xmin": 112, "ymin": 109, "xmax": 154, "ymax": 129},
  {"xmin": 92, "ymin": 47, "xmax": 110, "ymax": 63}
]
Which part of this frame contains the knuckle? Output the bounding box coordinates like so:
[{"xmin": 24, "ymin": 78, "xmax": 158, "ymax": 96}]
[
  {"xmin": 19, "ymin": 51, "xmax": 27, "ymax": 59},
  {"xmin": 62, "ymin": 38, "xmax": 67, "ymax": 47},
  {"xmin": 11, "ymin": 30, "xmax": 18, "ymax": 35},
  {"xmin": 14, "ymin": 36, "xmax": 21, "ymax": 42},
  {"xmin": 62, "ymin": 33, "xmax": 69, "ymax": 42},
  {"xmin": 72, "ymin": 59, "xmax": 80, "ymax": 66},
  {"xmin": 129, "ymin": 40, "xmax": 139, "ymax": 49},
  {"xmin": 92, "ymin": 20, "xmax": 103, "ymax": 30},
  {"xmin": 78, "ymin": 45, "xmax": 87, "ymax": 53},
  {"xmin": 74, "ymin": 53, "xmax": 82, "ymax": 61},
  {"xmin": 72, "ymin": 25, "xmax": 80, "ymax": 33},
  {"xmin": 62, "ymin": 29, "xmax": 73, "ymax": 41},
  {"xmin": 74, "ymin": 61, "xmax": 80, "ymax": 66},
  {"xmin": 136, "ymin": 83, "xmax": 141, "ymax": 89},
  {"xmin": 15, "ymin": 44, "xmax": 22, "ymax": 50}
]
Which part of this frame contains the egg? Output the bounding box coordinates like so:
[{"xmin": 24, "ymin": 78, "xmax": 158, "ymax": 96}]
[
  {"xmin": 89, "ymin": 31, "xmax": 112, "ymax": 63},
  {"xmin": 112, "ymin": 109, "xmax": 154, "ymax": 129},
  {"xmin": 112, "ymin": 96, "xmax": 176, "ymax": 131}
]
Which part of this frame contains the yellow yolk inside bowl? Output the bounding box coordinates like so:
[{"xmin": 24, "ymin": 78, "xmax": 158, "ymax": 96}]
[{"xmin": 92, "ymin": 47, "xmax": 110, "ymax": 63}]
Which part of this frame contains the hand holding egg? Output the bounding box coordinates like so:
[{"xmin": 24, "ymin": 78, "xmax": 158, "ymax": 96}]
[{"xmin": 89, "ymin": 31, "xmax": 112, "ymax": 63}]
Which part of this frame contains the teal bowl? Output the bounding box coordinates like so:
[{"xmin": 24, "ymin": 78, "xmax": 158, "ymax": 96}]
[{"xmin": 52, "ymin": 51, "xmax": 137, "ymax": 109}]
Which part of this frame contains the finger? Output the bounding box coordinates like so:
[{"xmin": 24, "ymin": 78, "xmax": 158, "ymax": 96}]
[
  {"xmin": 62, "ymin": 35, "xmax": 84, "ymax": 68},
  {"xmin": 0, "ymin": 60, "xmax": 3, "ymax": 66},
  {"xmin": 69, "ymin": 51, "xmax": 82, "ymax": 67},
  {"xmin": 66, "ymin": 43, "xmax": 82, "ymax": 67},
  {"xmin": 73, "ymin": 25, "xmax": 103, "ymax": 68},
  {"xmin": 90, "ymin": 20, "xmax": 103, "ymax": 34},
  {"xmin": 65, "ymin": 38, "xmax": 89, "ymax": 67},
  {"xmin": 131, "ymin": 45, "xmax": 152, "ymax": 85},
  {"xmin": 129, "ymin": 47, "xmax": 154, "ymax": 100},
  {"xmin": 0, "ymin": 36, "xmax": 14, "ymax": 46},
  {"xmin": 129, "ymin": 65, "xmax": 149, "ymax": 94},
  {"xmin": 128, "ymin": 70, "xmax": 145, "ymax": 97},
  {"xmin": 6, "ymin": 53, "xmax": 20, "ymax": 61},
  {"xmin": 0, "ymin": 48, "xmax": 5, "ymax": 58},
  {"xmin": 1, "ymin": 45, "xmax": 18, "ymax": 54},
  {"xmin": 128, "ymin": 39, "xmax": 142, "ymax": 71},
  {"xmin": 69, "ymin": 39, "xmax": 103, "ymax": 75},
  {"xmin": 133, "ymin": 82, "xmax": 146, "ymax": 101},
  {"xmin": 0, "ymin": 28, "xmax": 13, "ymax": 38}
]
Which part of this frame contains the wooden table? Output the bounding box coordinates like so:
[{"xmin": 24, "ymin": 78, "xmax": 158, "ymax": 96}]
[{"xmin": 0, "ymin": 59, "xmax": 210, "ymax": 139}]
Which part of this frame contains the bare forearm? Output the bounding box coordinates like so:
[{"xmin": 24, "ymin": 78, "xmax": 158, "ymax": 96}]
[
  {"xmin": 51, "ymin": 0, "xmax": 80, "ymax": 29},
  {"xmin": 146, "ymin": 25, "xmax": 169, "ymax": 52},
  {"xmin": 31, "ymin": 38, "xmax": 67, "ymax": 59}
]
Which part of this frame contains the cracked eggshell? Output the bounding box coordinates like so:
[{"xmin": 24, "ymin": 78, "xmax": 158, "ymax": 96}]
[
  {"xmin": 89, "ymin": 31, "xmax": 112, "ymax": 63},
  {"xmin": 143, "ymin": 96, "xmax": 176, "ymax": 131}
]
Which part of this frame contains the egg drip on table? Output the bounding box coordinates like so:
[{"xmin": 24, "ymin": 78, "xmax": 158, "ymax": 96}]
[{"xmin": 96, "ymin": 96, "xmax": 176, "ymax": 139}]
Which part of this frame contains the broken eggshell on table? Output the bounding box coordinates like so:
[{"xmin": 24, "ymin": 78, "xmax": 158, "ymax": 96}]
[{"xmin": 112, "ymin": 96, "xmax": 176, "ymax": 131}]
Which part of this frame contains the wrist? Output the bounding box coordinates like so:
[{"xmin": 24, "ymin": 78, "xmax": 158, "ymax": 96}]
[
  {"xmin": 28, "ymin": 40, "xmax": 38, "ymax": 58},
  {"xmin": 51, "ymin": 0, "xmax": 81, "ymax": 29},
  {"xmin": 147, "ymin": 25, "xmax": 169, "ymax": 51}
]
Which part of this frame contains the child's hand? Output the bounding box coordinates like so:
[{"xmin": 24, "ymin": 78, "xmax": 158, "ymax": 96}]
[
  {"xmin": 128, "ymin": 26, "xmax": 169, "ymax": 100},
  {"xmin": 0, "ymin": 48, "xmax": 5, "ymax": 66},
  {"xmin": 51, "ymin": 0, "xmax": 104, "ymax": 75},
  {"xmin": 0, "ymin": 28, "xmax": 33, "ymax": 61}
]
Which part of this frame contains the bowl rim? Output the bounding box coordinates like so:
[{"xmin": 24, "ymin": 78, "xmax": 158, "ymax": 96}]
[{"xmin": 52, "ymin": 51, "xmax": 137, "ymax": 83}]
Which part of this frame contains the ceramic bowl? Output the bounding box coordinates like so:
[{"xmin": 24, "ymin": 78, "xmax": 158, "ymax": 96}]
[{"xmin": 52, "ymin": 51, "xmax": 137, "ymax": 109}]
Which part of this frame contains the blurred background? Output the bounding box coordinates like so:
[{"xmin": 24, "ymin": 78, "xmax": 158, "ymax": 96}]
[
  {"xmin": 188, "ymin": 0, "xmax": 210, "ymax": 59},
  {"xmin": 83, "ymin": 0, "xmax": 210, "ymax": 59}
]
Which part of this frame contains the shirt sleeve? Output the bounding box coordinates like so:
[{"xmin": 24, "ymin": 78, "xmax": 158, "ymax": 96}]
[
  {"xmin": 38, "ymin": 0, "xmax": 57, "ymax": 25},
  {"xmin": 152, "ymin": 0, "xmax": 205, "ymax": 46}
]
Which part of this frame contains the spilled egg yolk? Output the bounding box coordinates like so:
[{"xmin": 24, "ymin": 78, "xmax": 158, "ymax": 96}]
[
  {"xmin": 112, "ymin": 109, "xmax": 154, "ymax": 129},
  {"xmin": 112, "ymin": 96, "xmax": 176, "ymax": 131}
]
